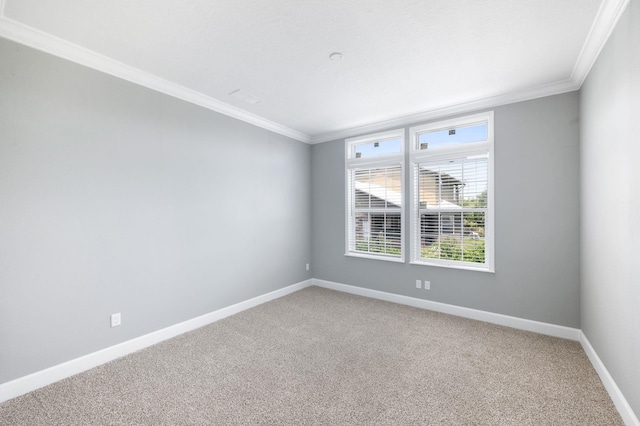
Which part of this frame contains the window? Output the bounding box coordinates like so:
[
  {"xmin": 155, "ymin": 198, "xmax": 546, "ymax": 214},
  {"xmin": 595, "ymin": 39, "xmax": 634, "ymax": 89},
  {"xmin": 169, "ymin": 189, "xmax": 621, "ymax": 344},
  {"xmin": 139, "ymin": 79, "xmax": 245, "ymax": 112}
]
[
  {"xmin": 410, "ymin": 112, "xmax": 494, "ymax": 271},
  {"xmin": 346, "ymin": 129, "xmax": 405, "ymax": 262}
]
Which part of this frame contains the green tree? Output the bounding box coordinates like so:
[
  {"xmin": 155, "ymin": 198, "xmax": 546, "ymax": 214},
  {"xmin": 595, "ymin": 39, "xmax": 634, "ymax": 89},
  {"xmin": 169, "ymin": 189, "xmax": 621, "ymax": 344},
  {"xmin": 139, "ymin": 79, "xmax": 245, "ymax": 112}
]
[{"xmin": 463, "ymin": 190, "xmax": 487, "ymax": 237}]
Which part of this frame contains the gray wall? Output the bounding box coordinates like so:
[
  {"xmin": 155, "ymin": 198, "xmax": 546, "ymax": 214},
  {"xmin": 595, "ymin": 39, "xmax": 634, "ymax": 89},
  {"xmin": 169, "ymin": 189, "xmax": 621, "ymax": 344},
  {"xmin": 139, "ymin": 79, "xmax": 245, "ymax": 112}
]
[
  {"xmin": 312, "ymin": 92, "xmax": 581, "ymax": 327},
  {"xmin": 580, "ymin": 0, "xmax": 640, "ymax": 417},
  {"xmin": 0, "ymin": 38, "xmax": 311, "ymax": 384}
]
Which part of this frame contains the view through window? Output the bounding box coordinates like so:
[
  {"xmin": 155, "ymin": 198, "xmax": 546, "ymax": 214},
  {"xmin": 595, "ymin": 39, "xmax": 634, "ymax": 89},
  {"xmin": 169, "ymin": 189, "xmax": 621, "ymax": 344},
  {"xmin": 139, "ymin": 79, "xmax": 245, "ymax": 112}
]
[{"xmin": 410, "ymin": 112, "xmax": 494, "ymax": 271}]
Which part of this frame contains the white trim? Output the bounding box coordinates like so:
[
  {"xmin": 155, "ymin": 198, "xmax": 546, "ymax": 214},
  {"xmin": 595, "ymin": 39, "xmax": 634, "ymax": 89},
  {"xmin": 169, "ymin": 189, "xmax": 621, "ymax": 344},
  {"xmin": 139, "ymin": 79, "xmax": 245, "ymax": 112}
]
[
  {"xmin": 571, "ymin": 0, "xmax": 631, "ymax": 86},
  {"xmin": 580, "ymin": 332, "xmax": 640, "ymax": 426},
  {"xmin": 0, "ymin": 12, "xmax": 310, "ymax": 144},
  {"xmin": 344, "ymin": 252, "xmax": 405, "ymax": 263},
  {"xmin": 346, "ymin": 157, "xmax": 404, "ymax": 169},
  {"xmin": 310, "ymin": 79, "xmax": 578, "ymax": 144},
  {"xmin": 409, "ymin": 144, "xmax": 489, "ymax": 163},
  {"xmin": 312, "ymin": 279, "xmax": 580, "ymax": 340},
  {"xmin": 409, "ymin": 260, "xmax": 495, "ymax": 273},
  {"xmin": 0, "ymin": 279, "xmax": 312, "ymax": 404},
  {"xmin": 3, "ymin": 278, "xmax": 637, "ymax": 425}
]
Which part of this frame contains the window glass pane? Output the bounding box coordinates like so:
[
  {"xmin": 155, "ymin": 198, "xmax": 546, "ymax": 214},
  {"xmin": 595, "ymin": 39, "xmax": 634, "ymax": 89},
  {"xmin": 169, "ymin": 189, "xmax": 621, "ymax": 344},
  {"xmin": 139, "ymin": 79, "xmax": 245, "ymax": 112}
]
[
  {"xmin": 418, "ymin": 156, "xmax": 487, "ymax": 209},
  {"xmin": 459, "ymin": 157, "xmax": 488, "ymax": 208},
  {"xmin": 417, "ymin": 155, "xmax": 487, "ymax": 264},
  {"xmin": 369, "ymin": 168, "xmax": 387, "ymax": 208},
  {"xmin": 350, "ymin": 163, "xmax": 402, "ymax": 258},
  {"xmin": 386, "ymin": 167, "xmax": 402, "ymax": 208},
  {"xmin": 419, "ymin": 212, "xmax": 485, "ymax": 264},
  {"xmin": 353, "ymin": 166, "xmax": 402, "ymax": 208},
  {"xmin": 354, "ymin": 170, "xmax": 370, "ymax": 208},
  {"xmin": 353, "ymin": 137, "xmax": 402, "ymax": 158},
  {"xmin": 418, "ymin": 123, "xmax": 487, "ymax": 150},
  {"xmin": 353, "ymin": 212, "xmax": 401, "ymax": 256},
  {"xmin": 418, "ymin": 163, "xmax": 464, "ymax": 208},
  {"xmin": 354, "ymin": 212, "xmax": 371, "ymax": 251}
]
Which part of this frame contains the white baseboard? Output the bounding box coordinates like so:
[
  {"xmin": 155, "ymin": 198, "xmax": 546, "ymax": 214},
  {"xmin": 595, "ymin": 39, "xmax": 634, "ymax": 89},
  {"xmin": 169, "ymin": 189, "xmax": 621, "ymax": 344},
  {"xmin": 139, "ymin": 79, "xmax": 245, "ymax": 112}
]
[
  {"xmin": 312, "ymin": 279, "xmax": 640, "ymax": 424},
  {"xmin": 312, "ymin": 279, "xmax": 580, "ymax": 340},
  {"xmin": 3, "ymin": 278, "xmax": 637, "ymax": 426},
  {"xmin": 0, "ymin": 279, "xmax": 312, "ymax": 404},
  {"xmin": 580, "ymin": 332, "xmax": 640, "ymax": 426}
]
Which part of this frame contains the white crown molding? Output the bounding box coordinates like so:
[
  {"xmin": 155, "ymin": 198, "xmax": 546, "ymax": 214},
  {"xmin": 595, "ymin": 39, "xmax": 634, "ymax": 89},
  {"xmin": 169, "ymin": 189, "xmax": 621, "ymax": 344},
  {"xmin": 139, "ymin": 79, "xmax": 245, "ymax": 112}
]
[
  {"xmin": 310, "ymin": 78, "xmax": 579, "ymax": 144},
  {"xmin": 0, "ymin": 0, "xmax": 628, "ymax": 146},
  {"xmin": 0, "ymin": 9, "xmax": 311, "ymax": 144},
  {"xmin": 309, "ymin": 0, "xmax": 630, "ymax": 145},
  {"xmin": 571, "ymin": 0, "xmax": 631, "ymax": 87},
  {"xmin": 0, "ymin": 279, "xmax": 312, "ymax": 404}
]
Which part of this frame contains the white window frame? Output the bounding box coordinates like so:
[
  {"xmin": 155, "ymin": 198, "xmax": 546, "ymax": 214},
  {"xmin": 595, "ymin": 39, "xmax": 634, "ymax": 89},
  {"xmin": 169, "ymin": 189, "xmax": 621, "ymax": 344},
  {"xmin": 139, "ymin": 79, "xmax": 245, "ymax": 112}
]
[
  {"xmin": 345, "ymin": 129, "xmax": 405, "ymax": 263},
  {"xmin": 409, "ymin": 112, "xmax": 495, "ymax": 272}
]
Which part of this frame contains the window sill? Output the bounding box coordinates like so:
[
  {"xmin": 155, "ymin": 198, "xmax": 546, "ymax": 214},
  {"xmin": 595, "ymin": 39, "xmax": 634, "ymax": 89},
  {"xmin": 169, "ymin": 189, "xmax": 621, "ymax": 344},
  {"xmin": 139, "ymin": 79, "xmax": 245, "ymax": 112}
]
[
  {"xmin": 410, "ymin": 260, "xmax": 495, "ymax": 273},
  {"xmin": 345, "ymin": 252, "xmax": 405, "ymax": 263}
]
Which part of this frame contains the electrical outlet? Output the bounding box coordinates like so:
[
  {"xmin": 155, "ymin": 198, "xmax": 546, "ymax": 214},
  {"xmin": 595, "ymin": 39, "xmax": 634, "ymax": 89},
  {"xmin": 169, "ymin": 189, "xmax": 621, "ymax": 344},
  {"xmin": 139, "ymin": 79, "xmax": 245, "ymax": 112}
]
[
  {"xmin": 424, "ymin": 280, "xmax": 431, "ymax": 290},
  {"xmin": 110, "ymin": 313, "xmax": 121, "ymax": 328},
  {"xmin": 415, "ymin": 279, "xmax": 421, "ymax": 289},
  {"xmin": 306, "ymin": 263, "xmax": 310, "ymax": 271}
]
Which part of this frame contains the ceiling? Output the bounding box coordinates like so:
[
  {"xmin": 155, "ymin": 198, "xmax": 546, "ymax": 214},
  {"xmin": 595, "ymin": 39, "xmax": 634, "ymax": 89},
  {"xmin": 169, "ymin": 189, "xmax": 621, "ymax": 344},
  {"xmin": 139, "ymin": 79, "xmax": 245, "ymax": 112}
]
[{"xmin": 0, "ymin": 0, "xmax": 630, "ymax": 143}]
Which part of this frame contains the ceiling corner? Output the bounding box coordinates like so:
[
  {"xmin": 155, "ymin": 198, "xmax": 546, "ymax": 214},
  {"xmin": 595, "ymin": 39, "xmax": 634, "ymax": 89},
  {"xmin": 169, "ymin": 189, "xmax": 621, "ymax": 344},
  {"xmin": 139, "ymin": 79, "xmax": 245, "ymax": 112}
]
[{"xmin": 571, "ymin": 0, "xmax": 631, "ymax": 87}]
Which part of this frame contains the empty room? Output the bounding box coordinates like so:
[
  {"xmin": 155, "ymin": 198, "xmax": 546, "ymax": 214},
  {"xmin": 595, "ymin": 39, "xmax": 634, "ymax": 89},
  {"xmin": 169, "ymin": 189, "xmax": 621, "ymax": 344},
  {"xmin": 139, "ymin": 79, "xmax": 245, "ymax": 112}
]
[{"xmin": 0, "ymin": 0, "xmax": 638, "ymax": 424}]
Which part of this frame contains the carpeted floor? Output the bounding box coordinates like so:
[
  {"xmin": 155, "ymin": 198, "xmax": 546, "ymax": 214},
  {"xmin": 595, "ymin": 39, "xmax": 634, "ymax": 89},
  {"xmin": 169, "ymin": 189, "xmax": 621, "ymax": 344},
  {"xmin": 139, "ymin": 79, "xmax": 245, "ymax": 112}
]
[{"xmin": 0, "ymin": 286, "xmax": 623, "ymax": 425}]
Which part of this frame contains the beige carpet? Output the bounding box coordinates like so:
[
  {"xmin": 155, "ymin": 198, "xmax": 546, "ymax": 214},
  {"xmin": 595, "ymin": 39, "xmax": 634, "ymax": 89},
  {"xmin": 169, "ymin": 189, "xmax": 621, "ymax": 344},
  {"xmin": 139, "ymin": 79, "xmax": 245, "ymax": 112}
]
[{"xmin": 0, "ymin": 286, "xmax": 623, "ymax": 425}]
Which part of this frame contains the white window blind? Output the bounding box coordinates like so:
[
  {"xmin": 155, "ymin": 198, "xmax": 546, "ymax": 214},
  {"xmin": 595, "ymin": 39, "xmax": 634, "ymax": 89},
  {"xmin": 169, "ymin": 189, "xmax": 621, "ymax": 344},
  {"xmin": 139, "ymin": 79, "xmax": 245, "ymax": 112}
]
[
  {"xmin": 415, "ymin": 155, "xmax": 488, "ymax": 264},
  {"xmin": 348, "ymin": 165, "xmax": 403, "ymax": 257}
]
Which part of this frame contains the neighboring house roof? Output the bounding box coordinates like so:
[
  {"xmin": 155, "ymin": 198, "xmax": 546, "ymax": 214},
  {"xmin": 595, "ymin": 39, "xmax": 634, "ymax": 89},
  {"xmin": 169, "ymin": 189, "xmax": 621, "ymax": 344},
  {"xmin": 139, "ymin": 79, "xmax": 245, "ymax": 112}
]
[
  {"xmin": 355, "ymin": 181, "xmax": 402, "ymax": 207},
  {"xmin": 424, "ymin": 199, "xmax": 462, "ymax": 210},
  {"xmin": 419, "ymin": 169, "xmax": 464, "ymax": 187},
  {"xmin": 355, "ymin": 181, "xmax": 462, "ymax": 210}
]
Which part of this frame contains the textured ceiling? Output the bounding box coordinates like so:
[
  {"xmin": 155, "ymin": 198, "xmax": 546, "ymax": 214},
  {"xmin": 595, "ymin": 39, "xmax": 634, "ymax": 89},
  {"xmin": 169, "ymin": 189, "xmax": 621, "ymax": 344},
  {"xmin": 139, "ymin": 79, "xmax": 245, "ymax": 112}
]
[{"xmin": 0, "ymin": 0, "xmax": 623, "ymax": 142}]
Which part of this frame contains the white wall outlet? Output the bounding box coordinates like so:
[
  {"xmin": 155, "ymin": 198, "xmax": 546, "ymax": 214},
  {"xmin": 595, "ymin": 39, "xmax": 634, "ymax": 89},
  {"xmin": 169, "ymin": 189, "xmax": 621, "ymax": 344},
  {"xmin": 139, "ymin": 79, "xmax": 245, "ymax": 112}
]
[
  {"xmin": 415, "ymin": 279, "xmax": 421, "ymax": 289},
  {"xmin": 424, "ymin": 280, "xmax": 431, "ymax": 290},
  {"xmin": 306, "ymin": 263, "xmax": 310, "ymax": 271},
  {"xmin": 110, "ymin": 313, "xmax": 121, "ymax": 328}
]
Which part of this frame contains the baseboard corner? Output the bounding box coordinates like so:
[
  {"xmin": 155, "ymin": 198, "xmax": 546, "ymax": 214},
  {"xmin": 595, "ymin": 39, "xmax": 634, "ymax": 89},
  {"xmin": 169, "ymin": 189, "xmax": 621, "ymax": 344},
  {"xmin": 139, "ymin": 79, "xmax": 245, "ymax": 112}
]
[{"xmin": 579, "ymin": 331, "xmax": 640, "ymax": 426}]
